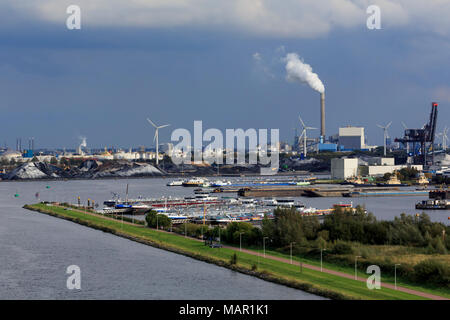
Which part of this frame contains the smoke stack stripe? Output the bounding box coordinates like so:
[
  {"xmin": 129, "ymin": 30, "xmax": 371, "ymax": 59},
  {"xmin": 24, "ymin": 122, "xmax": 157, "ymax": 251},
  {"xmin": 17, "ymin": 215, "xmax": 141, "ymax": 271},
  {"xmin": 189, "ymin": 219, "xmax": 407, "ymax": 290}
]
[{"xmin": 320, "ymin": 92, "xmax": 325, "ymax": 138}]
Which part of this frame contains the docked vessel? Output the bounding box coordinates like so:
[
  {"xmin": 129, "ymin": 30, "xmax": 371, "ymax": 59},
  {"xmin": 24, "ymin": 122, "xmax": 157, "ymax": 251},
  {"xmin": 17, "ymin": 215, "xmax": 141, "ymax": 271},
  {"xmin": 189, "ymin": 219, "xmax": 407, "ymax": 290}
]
[
  {"xmin": 104, "ymin": 195, "xmax": 225, "ymax": 213},
  {"xmin": 415, "ymin": 199, "xmax": 449, "ymax": 210},
  {"xmin": 259, "ymin": 198, "xmax": 305, "ymax": 209},
  {"xmin": 377, "ymin": 174, "xmax": 407, "ymax": 187},
  {"xmin": 342, "ymin": 176, "xmax": 375, "ymax": 187},
  {"xmin": 167, "ymin": 180, "xmax": 185, "ymax": 186},
  {"xmin": 210, "ymin": 180, "xmax": 232, "ymax": 187},
  {"xmin": 416, "ymin": 173, "xmax": 429, "ymax": 185},
  {"xmin": 344, "ymin": 189, "xmax": 428, "ymax": 197},
  {"xmin": 415, "ymin": 189, "xmax": 449, "ymax": 210},
  {"xmin": 182, "ymin": 177, "xmax": 207, "ymax": 187}
]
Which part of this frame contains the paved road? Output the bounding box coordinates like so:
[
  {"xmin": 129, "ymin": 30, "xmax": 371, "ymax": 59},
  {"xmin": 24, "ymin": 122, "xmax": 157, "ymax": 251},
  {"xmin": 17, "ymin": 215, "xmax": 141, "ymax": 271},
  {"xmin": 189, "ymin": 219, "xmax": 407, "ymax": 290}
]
[{"xmin": 225, "ymin": 246, "xmax": 448, "ymax": 300}]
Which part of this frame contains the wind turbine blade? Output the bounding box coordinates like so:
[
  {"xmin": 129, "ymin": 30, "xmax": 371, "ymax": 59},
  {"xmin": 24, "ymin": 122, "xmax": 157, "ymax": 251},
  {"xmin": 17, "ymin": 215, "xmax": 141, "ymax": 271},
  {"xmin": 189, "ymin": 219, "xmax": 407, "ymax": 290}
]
[
  {"xmin": 147, "ymin": 118, "xmax": 157, "ymax": 128},
  {"xmin": 153, "ymin": 130, "xmax": 158, "ymax": 142},
  {"xmin": 306, "ymin": 127, "xmax": 317, "ymax": 130},
  {"xmin": 376, "ymin": 124, "xmax": 384, "ymax": 129},
  {"xmin": 401, "ymin": 122, "xmax": 408, "ymax": 129},
  {"xmin": 298, "ymin": 116, "xmax": 305, "ymax": 128},
  {"xmin": 386, "ymin": 121, "xmax": 392, "ymax": 129},
  {"xmin": 158, "ymin": 124, "xmax": 170, "ymax": 129}
]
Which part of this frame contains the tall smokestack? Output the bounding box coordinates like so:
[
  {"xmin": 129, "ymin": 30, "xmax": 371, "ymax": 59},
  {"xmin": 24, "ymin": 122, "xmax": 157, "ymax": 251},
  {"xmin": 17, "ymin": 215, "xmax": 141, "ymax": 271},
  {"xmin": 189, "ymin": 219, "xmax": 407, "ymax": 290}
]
[
  {"xmin": 284, "ymin": 52, "xmax": 326, "ymax": 139},
  {"xmin": 320, "ymin": 92, "xmax": 325, "ymax": 138}
]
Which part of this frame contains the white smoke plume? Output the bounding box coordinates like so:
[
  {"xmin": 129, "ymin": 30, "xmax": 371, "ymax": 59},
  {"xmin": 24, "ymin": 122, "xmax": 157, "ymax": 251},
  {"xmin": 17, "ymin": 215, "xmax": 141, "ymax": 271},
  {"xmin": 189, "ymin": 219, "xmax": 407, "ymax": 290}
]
[
  {"xmin": 284, "ymin": 53, "xmax": 325, "ymax": 93},
  {"xmin": 79, "ymin": 136, "xmax": 87, "ymax": 148}
]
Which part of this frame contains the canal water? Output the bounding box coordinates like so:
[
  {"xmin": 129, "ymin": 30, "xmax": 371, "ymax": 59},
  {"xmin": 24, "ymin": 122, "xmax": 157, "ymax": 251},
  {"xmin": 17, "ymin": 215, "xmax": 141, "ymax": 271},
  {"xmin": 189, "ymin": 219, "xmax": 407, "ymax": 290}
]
[
  {"xmin": 1, "ymin": 177, "xmax": 447, "ymax": 299},
  {"xmin": 0, "ymin": 179, "xmax": 323, "ymax": 300}
]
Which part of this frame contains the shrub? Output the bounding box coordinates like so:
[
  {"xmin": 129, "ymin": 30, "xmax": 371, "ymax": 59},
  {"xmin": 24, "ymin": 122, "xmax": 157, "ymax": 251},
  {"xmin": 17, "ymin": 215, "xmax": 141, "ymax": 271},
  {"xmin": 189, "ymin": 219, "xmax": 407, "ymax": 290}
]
[
  {"xmin": 332, "ymin": 240, "xmax": 353, "ymax": 255},
  {"xmin": 413, "ymin": 259, "xmax": 450, "ymax": 287},
  {"xmin": 145, "ymin": 210, "xmax": 172, "ymax": 229},
  {"xmin": 230, "ymin": 253, "xmax": 237, "ymax": 265}
]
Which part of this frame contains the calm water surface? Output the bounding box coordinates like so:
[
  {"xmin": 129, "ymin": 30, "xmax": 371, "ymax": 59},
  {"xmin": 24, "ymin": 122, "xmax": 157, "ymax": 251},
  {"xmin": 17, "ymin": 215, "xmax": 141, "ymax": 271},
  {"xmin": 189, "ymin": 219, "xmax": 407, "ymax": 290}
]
[{"xmin": 0, "ymin": 178, "xmax": 324, "ymax": 300}]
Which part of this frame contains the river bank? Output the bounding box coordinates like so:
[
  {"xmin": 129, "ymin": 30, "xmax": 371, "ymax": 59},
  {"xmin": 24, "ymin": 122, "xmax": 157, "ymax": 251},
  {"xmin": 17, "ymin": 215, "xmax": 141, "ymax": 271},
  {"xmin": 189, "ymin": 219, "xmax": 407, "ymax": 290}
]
[{"xmin": 23, "ymin": 203, "xmax": 446, "ymax": 300}]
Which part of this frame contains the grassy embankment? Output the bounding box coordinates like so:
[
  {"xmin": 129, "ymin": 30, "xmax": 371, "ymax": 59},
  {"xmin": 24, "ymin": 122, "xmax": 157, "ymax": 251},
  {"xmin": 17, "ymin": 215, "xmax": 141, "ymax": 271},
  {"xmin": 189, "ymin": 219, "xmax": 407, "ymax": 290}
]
[
  {"xmin": 241, "ymin": 245, "xmax": 450, "ymax": 299},
  {"xmin": 24, "ymin": 203, "xmax": 446, "ymax": 300}
]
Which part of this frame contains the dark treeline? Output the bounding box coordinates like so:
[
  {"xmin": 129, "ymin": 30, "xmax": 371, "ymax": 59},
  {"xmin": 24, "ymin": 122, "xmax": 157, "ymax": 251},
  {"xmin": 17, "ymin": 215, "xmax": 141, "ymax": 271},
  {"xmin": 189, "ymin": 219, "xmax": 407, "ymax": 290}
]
[
  {"xmin": 260, "ymin": 207, "xmax": 450, "ymax": 253},
  {"xmin": 145, "ymin": 206, "xmax": 449, "ymax": 253}
]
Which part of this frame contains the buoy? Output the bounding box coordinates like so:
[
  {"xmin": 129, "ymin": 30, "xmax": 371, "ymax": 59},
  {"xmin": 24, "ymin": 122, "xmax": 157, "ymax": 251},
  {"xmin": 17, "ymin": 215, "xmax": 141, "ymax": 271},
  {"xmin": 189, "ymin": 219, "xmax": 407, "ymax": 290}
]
[
  {"xmin": 14, "ymin": 194, "xmax": 19, "ymax": 198},
  {"xmin": 46, "ymin": 186, "xmax": 51, "ymax": 189}
]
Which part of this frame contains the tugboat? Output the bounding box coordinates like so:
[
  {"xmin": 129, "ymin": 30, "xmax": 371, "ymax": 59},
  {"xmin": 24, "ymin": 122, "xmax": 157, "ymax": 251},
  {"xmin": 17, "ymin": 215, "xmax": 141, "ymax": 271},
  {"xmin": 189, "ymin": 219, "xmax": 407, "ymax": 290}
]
[
  {"xmin": 296, "ymin": 179, "xmax": 311, "ymax": 186},
  {"xmin": 416, "ymin": 173, "xmax": 429, "ymax": 185},
  {"xmin": 377, "ymin": 173, "xmax": 408, "ymax": 187},
  {"xmin": 342, "ymin": 176, "xmax": 375, "ymax": 187}
]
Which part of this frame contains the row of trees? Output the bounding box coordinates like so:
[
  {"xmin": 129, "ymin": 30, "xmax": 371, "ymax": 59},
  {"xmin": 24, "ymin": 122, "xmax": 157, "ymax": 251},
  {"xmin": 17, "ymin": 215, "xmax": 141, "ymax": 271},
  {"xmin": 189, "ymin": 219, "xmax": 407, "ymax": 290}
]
[
  {"xmin": 383, "ymin": 167, "xmax": 419, "ymax": 181},
  {"xmin": 144, "ymin": 207, "xmax": 449, "ymax": 253},
  {"xmin": 260, "ymin": 206, "xmax": 450, "ymax": 253}
]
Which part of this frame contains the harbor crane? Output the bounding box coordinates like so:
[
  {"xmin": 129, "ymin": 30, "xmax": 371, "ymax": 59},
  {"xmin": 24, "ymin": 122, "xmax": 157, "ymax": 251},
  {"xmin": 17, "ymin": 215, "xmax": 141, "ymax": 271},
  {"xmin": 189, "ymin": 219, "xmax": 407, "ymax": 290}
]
[{"xmin": 395, "ymin": 102, "xmax": 438, "ymax": 166}]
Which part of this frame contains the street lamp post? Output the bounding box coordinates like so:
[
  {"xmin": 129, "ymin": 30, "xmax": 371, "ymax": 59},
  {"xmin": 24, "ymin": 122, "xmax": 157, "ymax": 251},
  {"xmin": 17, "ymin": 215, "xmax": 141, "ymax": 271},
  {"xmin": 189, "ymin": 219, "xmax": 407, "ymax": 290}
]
[
  {"xmin": 320, "ymin": 248, "xmax": 327, "ymax": 272},
  {"xmin": 239, "ymin": 232, "xmax": 244, "ymax": 252},
  {"xmin": 156, "ymin": 215, "xmax": 159, "ymax": 230},
  {"xmin": 395, "ymin": 264, "xmax": 401, "ymax": 290},
  {"xmin": 185, "ymin": 222, "xmax": 187, "ymax": 238},
  {"xmin": 290, "ymin": 242, "xmax": 296, "ymax": 264},
  {"xmin": 355, "ymin": 256, "xmax": 362, "ymax": 280},
  {"xmin": 263, "ymin": 237, "xmax": 269, "ymax": 258}
]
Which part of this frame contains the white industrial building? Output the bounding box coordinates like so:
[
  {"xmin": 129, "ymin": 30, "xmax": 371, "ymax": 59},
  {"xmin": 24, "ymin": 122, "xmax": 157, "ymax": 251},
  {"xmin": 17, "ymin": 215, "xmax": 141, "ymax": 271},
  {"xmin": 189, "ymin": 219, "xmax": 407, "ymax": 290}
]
[
  {"xmin": 332, "ymin": 156, "xmax": 423, "ymax": 179},
  {"xmin": 367, "ymin": 157, "xmax": 395, "ymax": 166},
  {"xmin": 338, "ymin": 126, "xmax": 366, "ymax": 150},
  {"xmin": 331, "ymin": 158, "xmax": 359, "ymax": 179},
  {"xmin": 367, "ymin": 164, "xmax": 423, "ymax": 176}
]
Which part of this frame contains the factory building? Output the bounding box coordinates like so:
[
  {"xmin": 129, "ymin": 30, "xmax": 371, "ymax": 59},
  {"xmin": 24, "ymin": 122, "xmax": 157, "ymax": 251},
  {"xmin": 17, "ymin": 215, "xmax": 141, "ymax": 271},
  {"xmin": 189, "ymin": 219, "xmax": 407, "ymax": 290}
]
[
  {"xmin": 338, "ymin": 126, "xmax": 366, "ymax": 150},
  {"xmin": 367, "ymin": 157, "xmax": 395, "ymax": 166},
  {"xmin": 358, "ymin": 157, "xmax": 423, "ymax": 177},
  {"xmin": 332, "ymin": 156, "xmax": 423, "ymax": 179},
  {"xmin": 366, "ymin": 164, "xmax": 423, "ymax": 176},
  {"xmin": 331, "ymin": 158, "xmax": 358, "ymax": 179}
]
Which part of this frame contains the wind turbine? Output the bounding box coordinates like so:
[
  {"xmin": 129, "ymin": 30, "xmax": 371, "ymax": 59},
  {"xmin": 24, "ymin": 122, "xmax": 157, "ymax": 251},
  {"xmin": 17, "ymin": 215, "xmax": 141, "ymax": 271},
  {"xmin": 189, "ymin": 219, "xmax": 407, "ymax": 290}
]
[
  {"xmin": 147, "ymin": 118, "xmax": 170, "ymax": 166},
  {"xmin": 298, "ymin": 115, "xmax": 317, "ymax": 157},
  {"xmin": 377, "ymin": 121, "xmax": 392, "ymax": 157},
  {"xmin": 439, "ymin": 126, "xmax": 448, "ymax": 151}
]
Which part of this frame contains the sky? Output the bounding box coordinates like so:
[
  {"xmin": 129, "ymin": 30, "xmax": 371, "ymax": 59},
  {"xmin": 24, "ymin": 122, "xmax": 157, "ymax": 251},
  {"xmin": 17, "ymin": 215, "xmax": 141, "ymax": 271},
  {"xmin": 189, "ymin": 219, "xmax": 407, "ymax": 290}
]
[{"xmin": 0, "ymin": 0, "xmax": 449, "ymax": 150}]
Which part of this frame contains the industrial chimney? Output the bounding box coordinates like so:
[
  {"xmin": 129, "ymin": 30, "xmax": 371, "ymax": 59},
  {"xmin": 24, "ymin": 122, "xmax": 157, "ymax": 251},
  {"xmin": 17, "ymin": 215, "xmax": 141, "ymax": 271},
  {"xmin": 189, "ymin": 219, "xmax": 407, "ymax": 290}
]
[{"xmin": 320, "ymin": 92, "xmax": 325, "ymax": 139}]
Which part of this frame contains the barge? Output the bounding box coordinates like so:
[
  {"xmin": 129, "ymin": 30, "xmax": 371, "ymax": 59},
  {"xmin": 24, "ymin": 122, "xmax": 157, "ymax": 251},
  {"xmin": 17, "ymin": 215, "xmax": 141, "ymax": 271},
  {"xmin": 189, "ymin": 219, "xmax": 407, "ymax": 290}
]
[{"xmin": 415, "ymin": 189, "xmax": 449, "ymax": 210}]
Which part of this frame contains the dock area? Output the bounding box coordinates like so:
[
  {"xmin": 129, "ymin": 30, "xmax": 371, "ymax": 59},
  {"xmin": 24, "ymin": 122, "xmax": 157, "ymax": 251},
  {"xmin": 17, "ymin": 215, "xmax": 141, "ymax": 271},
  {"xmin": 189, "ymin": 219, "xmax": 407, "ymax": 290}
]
[{"xmin": 238, "ymin": 186, "xmax": 308, "ymax": 197}]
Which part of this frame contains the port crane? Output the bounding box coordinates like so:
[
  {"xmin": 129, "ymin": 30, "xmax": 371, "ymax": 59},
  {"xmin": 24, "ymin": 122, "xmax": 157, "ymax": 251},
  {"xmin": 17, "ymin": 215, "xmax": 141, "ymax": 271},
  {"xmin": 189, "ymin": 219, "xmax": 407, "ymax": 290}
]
[{"xmin": 395, "ymin": 102, "xmax": 438, "ymax": 166}]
